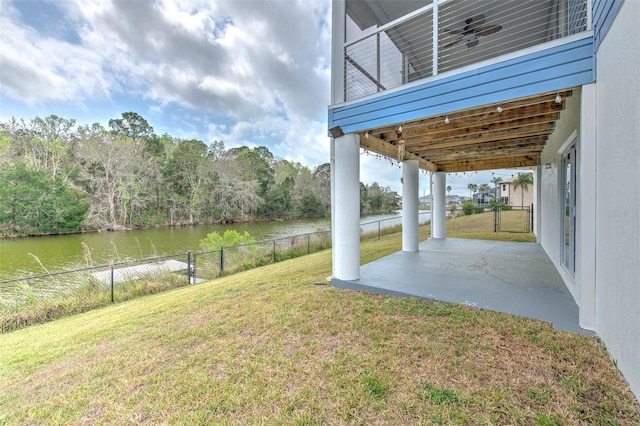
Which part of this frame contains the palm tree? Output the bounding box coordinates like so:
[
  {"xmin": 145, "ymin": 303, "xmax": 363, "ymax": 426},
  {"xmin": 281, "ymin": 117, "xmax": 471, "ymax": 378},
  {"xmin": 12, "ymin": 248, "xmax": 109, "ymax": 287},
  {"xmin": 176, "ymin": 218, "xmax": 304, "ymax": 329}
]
[
  {"xmin": 491, "ymin": 176, "xmax": 503, "ymax": 187},
  {"xmin": 446, "ymin": 185, "xmax": 452, "ymax": 196},
  {"xmin": 478, "ymin": 183, "xmax": 490, "ymax": 192},
  {"xmin": 467, "ymin": 183, "xmax": 478, "ymax": 200},
  {"xmin": 512, "ymin": 172, "xmax": 534, "ymax": 208}
]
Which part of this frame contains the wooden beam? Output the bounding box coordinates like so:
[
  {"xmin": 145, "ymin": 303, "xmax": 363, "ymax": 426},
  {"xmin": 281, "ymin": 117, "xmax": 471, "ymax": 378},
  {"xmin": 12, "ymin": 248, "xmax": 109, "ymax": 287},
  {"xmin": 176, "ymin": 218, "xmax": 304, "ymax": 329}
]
[
  {"xmin": 415, "ymin": 136, "xmax": 548, "ymax": 158},
  {"xmin": 405, "ymin": 113, "xmax": 558, "ymax": 146},
  {"xmin": 436, "ymin": 154, "xmax": 539, "ymax": 173},
  {"xmin": 359, "ymin": 133, "xmax": 437, "ymax": 172},
  {"xmin": 426, "ymin": 145, "xmax": 545, "ymax": 163},
  {"xmin": 409, "ymin": 123, "xmax": 555, "ymax": 151},
  {"xmin": 402, "ymin": 103, "xmax": 562, "ymax": 140},
  {"xmin": 367, "ymin": 90, "xmax": 572, "ymax": 140}
]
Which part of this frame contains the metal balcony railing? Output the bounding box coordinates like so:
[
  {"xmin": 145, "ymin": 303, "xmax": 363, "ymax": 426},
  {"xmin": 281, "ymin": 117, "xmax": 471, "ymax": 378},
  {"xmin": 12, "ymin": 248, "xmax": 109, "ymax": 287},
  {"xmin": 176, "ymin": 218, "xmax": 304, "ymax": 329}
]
[{"xmin": 344, "ymin": 0, "xmax": 590, "ymax": 102}]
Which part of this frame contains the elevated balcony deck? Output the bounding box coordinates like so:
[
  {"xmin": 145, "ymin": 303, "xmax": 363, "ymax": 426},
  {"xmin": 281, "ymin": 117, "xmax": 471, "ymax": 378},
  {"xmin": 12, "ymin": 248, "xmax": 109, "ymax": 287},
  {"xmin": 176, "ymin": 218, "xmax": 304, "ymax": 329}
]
[
  {"xmin": 329, "ymin": 1, "xmax": 595, "ymax": 173},
  {"xmin": 341, "ymin": 0, "xmax": 591, "ymax": 103}
]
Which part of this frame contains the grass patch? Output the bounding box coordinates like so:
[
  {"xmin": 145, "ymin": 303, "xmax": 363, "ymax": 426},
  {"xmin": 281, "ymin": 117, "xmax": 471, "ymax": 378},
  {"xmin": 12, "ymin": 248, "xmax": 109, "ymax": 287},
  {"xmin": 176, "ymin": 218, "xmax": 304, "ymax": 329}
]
[
  {"xmin": 447, "ymin": 211, "xmax": 536, "ymax": 242},
  {"xmin": 361, "ymin": 371, "xmax": 390, "ymax": 400},
  {"xmin": 0, "ymin": 269, "xmax": 192, "ymax": 332},
  {"xmin": 0, "ymin": 228, "xmax": 638, "ymax": 424},
  {"xmin": 417, "ymin": 381, "xmax": 462, "ymax": 405}
]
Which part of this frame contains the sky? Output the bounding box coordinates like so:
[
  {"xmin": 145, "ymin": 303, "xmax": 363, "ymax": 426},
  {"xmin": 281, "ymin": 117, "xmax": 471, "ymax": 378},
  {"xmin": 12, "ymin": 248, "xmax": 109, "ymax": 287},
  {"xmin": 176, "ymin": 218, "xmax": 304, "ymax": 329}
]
[{"xmin": 0, "ymin": 0, "xmax": 526, "ymax": 196}]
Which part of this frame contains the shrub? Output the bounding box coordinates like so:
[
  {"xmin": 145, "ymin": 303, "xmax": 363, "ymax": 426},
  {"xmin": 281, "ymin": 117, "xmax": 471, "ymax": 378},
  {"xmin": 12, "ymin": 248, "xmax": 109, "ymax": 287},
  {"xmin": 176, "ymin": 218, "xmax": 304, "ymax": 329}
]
[
  {"xmin": 199, "ymin": 230, "xmax": 254, "ymax": 251},
  {"xmin": 489, "ymin": 199, "xmax": 512, "ymax": 211},
  {"xmin": 462, "ymin": 200, "xmax": 475, "ymax": 215},
  {"xmin": 473, "ymin": 205, "xmax": 485, "ymax": 214}
]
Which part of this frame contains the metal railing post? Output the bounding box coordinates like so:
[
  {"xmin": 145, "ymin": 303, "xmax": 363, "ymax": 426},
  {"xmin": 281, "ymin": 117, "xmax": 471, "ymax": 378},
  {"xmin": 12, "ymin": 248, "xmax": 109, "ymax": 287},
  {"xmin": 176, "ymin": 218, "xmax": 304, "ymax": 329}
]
[
  {"xmin": 307, "ymin": 233, "xmax": 311, "ymax": 254},
  {"xmin": 273, "ymin": 240, "xmax": 276, "ymax": 263},
  {"xmin": 378, "ymin": 221, "xmax": 381, "ymax": 240},
  {"xmin": 220, "ymin": 247, "xmax": 224, "ymax": 274},
  {"xmin": 187, "ymin": 250, "xmax": 191, "ymax": 284},
  {"xmin": 110, "ymin": 264, "xmax": 114, "ymax": 303},
  {"xmin": 376, "ymin": 33, "xmax": 381, "ymax": 92},
  {"xmin": 529, "ymin": 204, "xmax": 533, "ymax": 233},
  {"xmin": 192, "ymin": 252, "xmax": 197, "ymax": 284}
]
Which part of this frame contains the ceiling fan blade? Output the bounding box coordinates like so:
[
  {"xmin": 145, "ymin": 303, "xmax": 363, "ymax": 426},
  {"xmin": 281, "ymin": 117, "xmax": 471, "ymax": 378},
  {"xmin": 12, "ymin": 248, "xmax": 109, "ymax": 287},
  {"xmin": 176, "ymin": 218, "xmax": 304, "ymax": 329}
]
[
  {"xmin": 466, "ymin": 39, "xmax": 480, "ymax": 48},
  {"xmin": 466, "ymin": 14, "xmax": 485, "ymax": 29},
  {"xmin": 444, "ymin": 28, "xmax": 464, "ymax": 34},
  {"xmin": 477, "ymin": 25, "xmax": 502, "ymax": 37},
  {"xmin": 444, "ymin": 38, "xmax": 464, "ymax": 48}
]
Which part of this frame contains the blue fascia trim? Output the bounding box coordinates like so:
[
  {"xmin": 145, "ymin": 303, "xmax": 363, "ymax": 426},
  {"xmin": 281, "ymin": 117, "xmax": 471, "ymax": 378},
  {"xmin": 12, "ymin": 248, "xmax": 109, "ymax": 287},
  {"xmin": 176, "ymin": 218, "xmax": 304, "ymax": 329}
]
[
  {"xmin": 333, "ymin": 40, "xmax": 592, "ymax": 121},
  {"xmin": 329, "ymin": 37, "xmax": 594, "ymax": 134},
  {"xmin": 338, "ymin": 71, "xmax": 594, "ymax": 134},
  {"xmin": 593, "ymin": 0, "xmax": 624, "ymax": 51}
]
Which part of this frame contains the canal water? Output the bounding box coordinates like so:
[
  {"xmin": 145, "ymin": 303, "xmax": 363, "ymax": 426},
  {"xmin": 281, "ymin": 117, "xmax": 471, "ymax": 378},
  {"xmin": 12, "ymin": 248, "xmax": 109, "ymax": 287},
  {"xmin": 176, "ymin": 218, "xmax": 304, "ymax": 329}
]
[{"xmin": 0, "ymin": 212, "xmax": 417, "ymax": 281}]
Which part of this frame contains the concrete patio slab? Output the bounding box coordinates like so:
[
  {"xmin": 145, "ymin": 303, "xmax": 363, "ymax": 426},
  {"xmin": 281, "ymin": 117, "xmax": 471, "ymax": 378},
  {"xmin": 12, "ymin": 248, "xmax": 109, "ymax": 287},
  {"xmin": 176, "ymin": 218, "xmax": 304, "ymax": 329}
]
[{"xmin": 333, "ymin": 238, "xmax": 592, "ymax": 335}]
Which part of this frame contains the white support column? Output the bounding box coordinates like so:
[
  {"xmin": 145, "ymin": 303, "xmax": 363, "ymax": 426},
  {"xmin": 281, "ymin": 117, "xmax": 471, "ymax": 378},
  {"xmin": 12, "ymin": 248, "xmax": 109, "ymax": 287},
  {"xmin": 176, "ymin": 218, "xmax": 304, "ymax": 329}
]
[
  {"xmin": 330, "ymin": 137, "xmax": 336, "ymax": 278},
  {"xmin": 332, "ymin": 133, "xmax": 361, "ymax": 281},
  {"xmin": 577, "ymin": 83, "xmax": 597, "ymax": 331},
  {"xmin": 534, "ymin": 165, "xmax": 541, "ymax": 242},
  {"xmin": 432, "ymin": 171, "xmax": 446, "ymax": 239},
  {"xmin": 402, "ymin": 160, "xmax": 419, "ymax": 251}
]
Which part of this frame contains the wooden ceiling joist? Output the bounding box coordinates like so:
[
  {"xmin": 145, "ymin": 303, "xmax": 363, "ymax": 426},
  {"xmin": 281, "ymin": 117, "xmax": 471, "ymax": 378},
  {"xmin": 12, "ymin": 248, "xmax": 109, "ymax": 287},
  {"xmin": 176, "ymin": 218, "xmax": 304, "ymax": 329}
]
[
  {"xmin": 404, "ymin": 112, "xmax": 559, "ymax": 146},
  {"xmin": 367, "ymin": 91, "xmax": 571, "ymax": 141},
  {"xmin": 425, "ymin": 145, "xmax": 546, "ymax": 163},
  {"xmin": 410, "ymin": 123, "xmax": 555, "ymax": 152},
  {"xmin": 437, "ymin": 154, "xmax": 539, "ymax": 173},
  {"xmin": 417, "ymin": 136, "xmax": 548, "ymax": 157},
  {"xmin": 356, "ymin": 89, "xmax": 573, "ymax": 173},
  {"xmin": 360, "ymin": 134, "xmax": 437, "ymax": 172}
]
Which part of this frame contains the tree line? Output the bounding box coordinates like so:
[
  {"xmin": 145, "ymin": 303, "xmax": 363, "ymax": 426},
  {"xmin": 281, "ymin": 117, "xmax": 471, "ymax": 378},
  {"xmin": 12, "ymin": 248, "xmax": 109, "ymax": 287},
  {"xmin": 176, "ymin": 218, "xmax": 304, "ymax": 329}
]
[{"xmin": 0, "ymin": 113, "xmax": 399, "ymax": 236}]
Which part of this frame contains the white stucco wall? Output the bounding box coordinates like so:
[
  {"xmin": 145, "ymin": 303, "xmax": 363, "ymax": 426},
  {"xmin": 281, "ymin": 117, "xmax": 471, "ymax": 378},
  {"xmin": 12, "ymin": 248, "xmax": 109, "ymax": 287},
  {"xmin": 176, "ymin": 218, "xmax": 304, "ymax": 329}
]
[
  {"xmin": 539, "ymin": 89, "xmax": 581, "ymax": 294},
  {"xmin": 594, "ymin": 0, "xmax": 640, "ymax": 400}
]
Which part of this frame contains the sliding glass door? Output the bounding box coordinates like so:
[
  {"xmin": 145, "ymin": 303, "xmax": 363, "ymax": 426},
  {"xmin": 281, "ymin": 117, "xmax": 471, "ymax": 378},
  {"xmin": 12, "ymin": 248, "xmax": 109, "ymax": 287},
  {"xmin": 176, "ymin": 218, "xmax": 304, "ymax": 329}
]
[{"xmin": 562, "ymin": 143, "xmax": 577, "ymax": 276}]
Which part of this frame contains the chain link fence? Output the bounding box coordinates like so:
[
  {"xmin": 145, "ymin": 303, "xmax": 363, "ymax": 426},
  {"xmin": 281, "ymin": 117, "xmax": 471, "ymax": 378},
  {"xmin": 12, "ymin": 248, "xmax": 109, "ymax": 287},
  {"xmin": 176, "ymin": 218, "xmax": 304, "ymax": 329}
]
[
  {"xmin": 0, "ymin": 252, "xmax": 193, "ymax": 332},
  {"xmin": 1, "ymin": 214, "xmax": 428, "ymax": 332}
]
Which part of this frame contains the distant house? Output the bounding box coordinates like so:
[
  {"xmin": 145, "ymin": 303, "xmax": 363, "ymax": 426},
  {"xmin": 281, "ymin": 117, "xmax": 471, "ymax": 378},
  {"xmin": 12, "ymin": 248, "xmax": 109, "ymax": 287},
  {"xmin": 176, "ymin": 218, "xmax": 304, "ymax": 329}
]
[
  {"xmin": 500, "ymin": 176, "xmax": 534, "ymax": 208},
  {"xmin": 447, "ymin": 195, "xmax": 464, "ymax": 206},
  {"xmin": 473, "ymin": 187, "xmax": 499, "ymax": 206}
]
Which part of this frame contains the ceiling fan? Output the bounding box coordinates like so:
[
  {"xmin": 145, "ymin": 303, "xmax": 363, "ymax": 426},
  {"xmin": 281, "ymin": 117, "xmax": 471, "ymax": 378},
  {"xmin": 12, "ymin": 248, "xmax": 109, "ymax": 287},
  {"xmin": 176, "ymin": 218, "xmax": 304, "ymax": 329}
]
[{"xmin": 443, "ymin": 15, "xmax": 502, "ymax": 49}]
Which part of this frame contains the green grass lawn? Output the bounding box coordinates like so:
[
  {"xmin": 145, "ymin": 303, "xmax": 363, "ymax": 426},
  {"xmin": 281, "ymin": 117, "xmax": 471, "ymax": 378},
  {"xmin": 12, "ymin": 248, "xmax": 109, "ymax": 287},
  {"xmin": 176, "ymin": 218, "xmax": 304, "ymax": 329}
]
[
  {"xmin": 2, "ymin": 226, "xmax": 639, "ymax": 425},
  {"xmin": 447, "ymin": 211, "xmax": 536, "ymax": 242}
]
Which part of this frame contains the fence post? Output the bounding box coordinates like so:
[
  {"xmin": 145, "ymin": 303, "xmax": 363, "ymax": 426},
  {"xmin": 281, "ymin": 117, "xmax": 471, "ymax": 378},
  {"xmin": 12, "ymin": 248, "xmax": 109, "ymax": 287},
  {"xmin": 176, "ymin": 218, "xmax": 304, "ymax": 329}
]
[
  {"xmin": 187, "ymin": 250, "xmax": 191, "ymax": 284},
  {"xmin": 307, "ymin": 233, "xmax": 311, "ymax": 254},
  {"xmin": 378, "ymin": 221, "xmax": 381, "ymax": 240},
  {"xmin": 273, "ymin": 240, "xmax": 276, "ymax": 263},
  {"xmin": 220, "ymin": 247, "xmax": 224, "ymax": 274},
  {"xmin": 110, "ymin": 264, "xmax": 114, "ymax": 303},
  {"xmin": 530, "ymin": 203, "xmax": 534, "ymax": 233},
  {"xmin": 493, "ymin": 207, "xmax": 498, "ymax": 233},
  {"xmin": 192, "ymin": 252, "xmax": 197, "ymax": 284}
]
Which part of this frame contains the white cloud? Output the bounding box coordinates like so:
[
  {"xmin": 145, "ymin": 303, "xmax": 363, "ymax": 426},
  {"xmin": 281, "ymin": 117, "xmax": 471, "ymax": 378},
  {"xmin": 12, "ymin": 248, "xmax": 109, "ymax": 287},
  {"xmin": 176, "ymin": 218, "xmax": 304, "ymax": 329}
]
[
  {"xmin": 2, "ymin": 0, "xmax": 330, "ymax": 119},
  {"xmin": 1, "ymin": 0, "xmax": 337, "ymax": 173},
  {"xmin": 276, "ymin": 118, "xmax": 330, "ymax": 166},
  {"xmin": 206, "ymin": 114, "xmax": 330, "ymax": 167},
  {"xmin": 0, "ymin": 2, "xmax": 110, "ymax": 105}
]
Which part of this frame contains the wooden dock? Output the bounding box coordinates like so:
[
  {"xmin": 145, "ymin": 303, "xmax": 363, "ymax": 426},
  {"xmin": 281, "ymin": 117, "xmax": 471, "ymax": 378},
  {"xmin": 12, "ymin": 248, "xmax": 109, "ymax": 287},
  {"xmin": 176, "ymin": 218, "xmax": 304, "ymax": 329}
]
[{"xmin": 91, "ymin": 259, "xmax": 201, "ymax": 284}]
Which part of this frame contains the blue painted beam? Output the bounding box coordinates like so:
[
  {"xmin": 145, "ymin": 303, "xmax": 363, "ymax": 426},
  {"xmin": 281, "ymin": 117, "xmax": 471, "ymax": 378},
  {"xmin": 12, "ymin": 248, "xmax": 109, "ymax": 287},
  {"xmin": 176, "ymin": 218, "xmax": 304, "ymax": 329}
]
[{"xmin": 329, "ymin": 37, "xmax": 595, "ymax": 135}]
